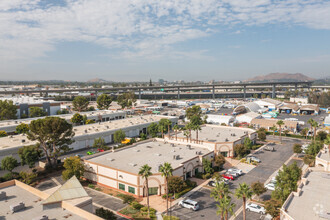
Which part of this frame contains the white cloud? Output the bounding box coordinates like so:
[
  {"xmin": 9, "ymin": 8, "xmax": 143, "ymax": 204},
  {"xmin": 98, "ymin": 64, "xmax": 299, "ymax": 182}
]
[{"xmin": 0, "ymin": 0, "xmax": 330, "ymax": 62}]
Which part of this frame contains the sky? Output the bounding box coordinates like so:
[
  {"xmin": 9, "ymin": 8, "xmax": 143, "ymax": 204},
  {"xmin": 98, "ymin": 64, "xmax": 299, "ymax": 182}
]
[{"xmin": 1, "ymin": 0, "xmax": 330, "ymax": 82}]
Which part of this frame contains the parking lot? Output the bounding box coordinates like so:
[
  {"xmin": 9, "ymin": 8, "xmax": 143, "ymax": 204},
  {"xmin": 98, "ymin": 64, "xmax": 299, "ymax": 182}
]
[{"xmin": 170, "ymin": 137, "xmax": 307, "ymax": 220}]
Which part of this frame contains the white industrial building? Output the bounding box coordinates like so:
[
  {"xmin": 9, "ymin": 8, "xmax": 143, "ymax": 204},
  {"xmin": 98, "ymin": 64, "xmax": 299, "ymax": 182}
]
[
  {"xmin": 0, "ymin": 110, "xmax": 126, "ymax": 133},
  {"xmin": 0, "ymin": 115, "xmax": 178, "ymax": 163},
  {"xmin": 206, "ymin": 114, "xmax": 235, "ymax": 125},
  {"xmin": 83, "ymin": 139, "xmax": 213, "ymax": 197},
  {"xmin": 254, "ymin": 98, "xmax": 282, "ymax": 111},
  {"xmin": 235, "ymin": 112, "xmax": 262, "ymax": 124}
]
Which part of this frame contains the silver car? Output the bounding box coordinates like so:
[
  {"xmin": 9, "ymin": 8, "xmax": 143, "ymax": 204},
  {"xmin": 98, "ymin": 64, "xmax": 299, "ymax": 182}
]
[{"xmin": 178, "ymin": 199, "xmax": 200, "ymax": 211}]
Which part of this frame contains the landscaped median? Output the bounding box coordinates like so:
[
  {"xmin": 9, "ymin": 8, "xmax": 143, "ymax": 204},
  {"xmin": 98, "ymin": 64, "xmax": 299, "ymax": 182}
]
[{"xmin": 118, "ymin": 202, "xmax": 157, "ymax": 219}]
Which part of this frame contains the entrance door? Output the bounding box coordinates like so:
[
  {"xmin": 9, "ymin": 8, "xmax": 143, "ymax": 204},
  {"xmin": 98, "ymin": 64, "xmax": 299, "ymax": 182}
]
[
  {"xmin": 221, "ymin": 152, "xmax": 228, "ymax": 157},
  {"xmin": 148, "ymin": 187, "xmax": 158, "ymax": 196}
]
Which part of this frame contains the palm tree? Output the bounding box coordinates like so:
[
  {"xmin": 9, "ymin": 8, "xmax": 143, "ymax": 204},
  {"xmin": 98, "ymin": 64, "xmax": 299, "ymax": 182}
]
[
  {"xmin": 211, "ymin": 181, "xmax": 230, "ymax": 201},
  {"xmin": 270, "ymin": 125, "xmax": 277, "ymax": 137},
  {"xmin": 307, "ymin": 118, "xmax": 314, "ymax": 131},
  {"xmin": 276, "ymin": 120, "xmax": 284, "ymax": 143},
  {"xmin": 159, "ymin": 162, "xmax": 173, "ymax": 216},
  {"xmin": 300, "ymin": 127, "xmax": 309, "ymax": 139},
  {"xmin": 235, "ymin": 183, "xmax": 253, "ymax": 220},
  {"xmin": 173, "ymin": 124, "xmax": 179, "ymax": 140},
  {"xmin": 138, "ymin": 164, "xmax": 152, "ymax": 217},
  {"xmin": 221, "ymin": 195, "xmax": 236, "ymax": 220},
  {"xmin": 312, "ymin": 121, "xmax": 319, "ymax": 141}
]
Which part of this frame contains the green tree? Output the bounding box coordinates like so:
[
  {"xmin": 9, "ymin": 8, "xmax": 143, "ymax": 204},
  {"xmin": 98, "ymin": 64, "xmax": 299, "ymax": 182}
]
[
  {"xmin": 27, "ymin": 117, "xmax": 75, "ymax": 167},
  {"xmin": 0, "ymin": 100, "xmax": 17, "ymax": 120},
  {"xmin": 71, "ymin": 113, "xmax": 84, "ymax": 125},
  {"xmin": 251, "ymin": 181, "xmax": 267, "ymax": 200},
  {"xmin": 19, "ymin": 171, "xmax": 38, "ymax": 185},
  {"xmin": 190, "ymin": 115, "xmax": 202, "ymax": 142},
  {"xmin": 210, "ymin": 181, "xmax": 230, "ymax": 201},
  {"xmin": 147, "ymin": 122, "xmax": 159, "ymax": 138},
  {"xmin": 276, "ymin": 120, "xmax": 284, "ymax": 143},
  {"xmin": 158, "ymin": 118, "xmax": 172, "ymax": 138},
  {"xmin": 93, "ymin": 137, "xmax": 106, "ymax": 150},
  {"xmin": 202, "ymin": 158, "xmax": 214, "ymax": 174},
  {"xmin": 62, "ymin": 156, "xmax": 85, "ymax": 180},
  {"xmin": 95, "ymin": 207, "xmax": 117, "ymax": 220},
  {"xmin": 234, "ymin": 144, "xmax": 249, "ymax": 159},
  {"xmin": 293, "ymin": 144, "xmax": 302, "ymax": 154},
  {"xmin": 257, "ymin": 129, "xmax": 266, "ymax": 141},
  {"xmin": 270, "ymin": 125, "xmax": 277, "ymax": 137},
  {"xmin": 305, "ymin": 141, "xmax": 322, "ymax": 156},
  {"xmin": 220, "ymin": 195, "xmax": 236, "ymax": 220},
  {"xmin": 72, "ymin": 96, "xmax": 89, "ymax": 112},
  {"xmin": 139, "ymin": 164, "xmax": 152, "ymax": 217},
  {"xmin": 214, "ymin": 154, "xmax": 226, "ymax": 170},
  {"xmin": 265, "ymin": 199, "xmax": 281, "ymax": 218},
  {"xmin": 311, "ymin": 121, "xmax": 319, "ymax": 141},
  {"xmin": 316, "ymin": 130, "xmax": 328, "ymax": 141},
  {"xmin": 167, "ymin": 176, "xmax": 184, "ymax": 197},
  {"xmin": 235, "ymin": 183, "xmax": 253, "ymax": 220},
  {"xmin": 303, "ymin": 154, "xmax": 315, "ymax": 166},
  {"xmin": 15, "ymin": 123, "xmax": 29, "ymax": 134},
  {"xmin": 0, "ymin": 130, "xmax": 8, "ymax": 137},
  {"xmin": 159, "ymin": 162, "xmax": 173, "ymax": 216},
  {"xmin": 1, "ymin": 156, "xmax": 18, "ymax": 173},
  {"xmin": 243, "ymin": 137, "xmax": 253, "ymax": 150},
  {"xmin": 300, "ymin": 127, "xmax": 309, "ymax": 139},
  {"xmin": 97, "ymin": 94, "xmax": 112, "ymax": 110},
  {"xmin": 272, "ymin": 162, "xmax": 302, "ymax": 203},
  {"xmin": 29, "ymin": 107, "xmax": 47, "ymax": 118},
  {"xmin": 185, "ymin": 105, "xmax": 202, "ymax": 120},
  {"xmin": 117, "ymin": 92, "xmax": 136, "ymax": 109},
  {"xmin": 114, "ymin": 129, "xmax": 126, "ymax": 144},
  {"xmin": 18, "ymin": 145, "xmax": 43, "ymax": 168},
  {"xmin": 173, "ymin": 124, "xmax": 179, "ymax": 140},
  {"xmin": 85, "ymin": 119, "xmax": 95, "ymax": 124}
]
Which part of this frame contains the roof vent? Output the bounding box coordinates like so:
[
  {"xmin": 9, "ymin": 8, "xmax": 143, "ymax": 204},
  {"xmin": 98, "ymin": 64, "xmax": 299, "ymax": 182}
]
[
  {"xmin": 0, "ymin": 191, "xmax": 6, "ymax": 200},
  {"xmin": 176, "ymin": 155, "xmax": 180, "ymax": 160},
  {"xmin": 32, "ymin": 215, "xmax": 49, "ymax": 220},
  {"xmin": 106, "ymin": 158, "xmax": 115, "ymax": 161},
  {"xmin": 10, "ymin": 202, "xmax": 25, "ymax": 213},
  {"xmin": 170, "ymin": 143, "xmax": 175, "ymax": 147},
  {"xmin": 128, "ymin": 163, "xmax": 137, "ymax": 167},
  {"xmin": 21, "ymin": 139, "xmax": 25, "ymax": 143},
  {"xmin": 154, "ymin": 153, "xmax": 161, "ymax": 156},
  {"xmin": 133, "ymin": 149, "xmax": 140, "ymax": 152},
  {"xmin": 225, "ymin": 138, "xmax": 229, "ymax": 142},
  {"xmin": 173, "ymin": 155, "xmax": 176, "ymax": 160}
]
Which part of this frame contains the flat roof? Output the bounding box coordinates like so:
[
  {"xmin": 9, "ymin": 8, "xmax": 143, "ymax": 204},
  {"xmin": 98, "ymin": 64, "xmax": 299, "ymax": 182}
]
[
  {"xmin": 0, "ymin": 185, "xmax": 83, "ymax": 220},
  {"xmin": 285, "ymin": 171, "xmax": 330, "ymax": 220},
  {"xmin": 85, "ymin": 140, "xmax": 211, "ymax": 174},
  {"xmin": 0, "ymin": 110, "xmax": 125, "ymax": 128},
  {"xmin": 319, "ymin": 152, "xmax": 330, "ymax": 162},
  {"xmin": 176, "ymin": 125, "xmax": 255, "ymax": 143}
]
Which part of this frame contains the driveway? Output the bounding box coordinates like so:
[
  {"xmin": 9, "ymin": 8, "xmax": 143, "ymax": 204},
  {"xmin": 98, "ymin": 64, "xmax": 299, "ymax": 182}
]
[{"xmin": 170, "ymin": 137, "xmax": 307, "ymax": 220}]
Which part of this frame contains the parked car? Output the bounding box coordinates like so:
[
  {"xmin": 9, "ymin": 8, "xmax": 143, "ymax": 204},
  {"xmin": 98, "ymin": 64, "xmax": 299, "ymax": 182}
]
[
  {"xmin": 265, "ymin": 182, "xmax": 275, "ymax": 191},
  {"xmin": 87, "ymin": 151, "xmax": 95, "ymax": 155},
  {"xmin": 97, "ymin": 148, "xmax": 105, "ymax": 152},
  {"xmin": 222, "ymin": 173, "xmax": 235, "ymax": 180},
  {"xmin": 228, "ymin": 168, "xmax": 243, "ymax": 176},
  {"xmin": 75, "ymin": 154, "xmax": 84, "ymax": 158},
  {"xmin": 246, "ymin": 203, "xmax": 266, "ymax": 214},
  {"xmin": 246, "ymin": 156, "xmax": 261, "ymax": 163},
  {"xmin": 264, "ymin": 146, "xmax": 275, "ymax": 152},
  {"xmin": 178, "ymin": 199, "xmax": 200, "ymax": 211},
  {"xmin": 268, "ymin": 142, "xmax": 275, "ymax": 145},
  {"xmin": 208, "ymin": 178, "xmax": 229, "ymax": 187},
  {"xmin": 227, "ymin": 171, "xmax": 239, "ymax": 178}
]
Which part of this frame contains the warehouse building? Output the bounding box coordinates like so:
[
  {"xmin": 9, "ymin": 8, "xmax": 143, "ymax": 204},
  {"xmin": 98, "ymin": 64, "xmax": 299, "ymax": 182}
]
[
  {"xmin": 83, "ymin": 139, "xmax": 213, "ymax": 197},
  {"xmin": 206, "ymin": 114, "xmax": 235, "ymax": 125},
  {"xmin": 166, "ymin": 124, "xmax": 257, "ymax": 158},
  {"xmin": 250, "ymin": 118, "xmax": 299, "ymax": 133},
  {"xmin": 0, "ymin": 115, "xmax": 178, "ymax": 163},
  {"xmin": 0, "ymin": 110, "xmax": 126, "ymax": 133},
  {"xmin": 278, "ymin": 103, "xmax": 300, "ymax": 114},
  {"xmin": 0, "ymin": 176, "xmax": 101, "ymax": 220}
]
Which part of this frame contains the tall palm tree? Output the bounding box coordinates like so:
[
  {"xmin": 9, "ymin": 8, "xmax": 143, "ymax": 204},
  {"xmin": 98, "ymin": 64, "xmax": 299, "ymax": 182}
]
[
  {"xmin": 221, "ymin": 195, "xmax": 236, "ymax": 220},
  {"xmin": 312, "ymin": 121, "xmax": 319, "ymax": 141},
  {"xmin": 276, "ymin": 120, "xmax": 284, "ymax": 143},
  {"xmin": 270, "ymin": 125, "xmax": 277, "ymax": 137},
  {"xmin": 235, "ymin": 183, "xmax": 253, "ymax": 220},
  {"xmin": 300, "ymin": 127, "xmax": 309, "ymax": 139},
  {"xmin": 211, "ymin": 181, "xmax": 230, "ymax": 201},
  {"xmin": 159, "ymin": 162, "xmax": 173, "ymax": 216},
  {"xmin": 173, "ymin": 124, "xmax": 179, "ymax": 140},
  {"xmin": 138, "ymin": 164, "xmax": 152, "ymax": 217}
]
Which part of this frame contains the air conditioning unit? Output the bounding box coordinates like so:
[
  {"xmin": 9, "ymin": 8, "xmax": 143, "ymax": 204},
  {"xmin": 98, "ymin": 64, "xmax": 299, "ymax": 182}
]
[
  {"xmin": 176, "ymin": 155, "xmax": 180, "ymax": 160},
  {"xmin": 32, "ymin": 215, "xmax": 49, "ymax": 220},
  {"xmin": 10, "ymin": 202, "xmax": 25, "ymax": 213},
  {"xmin": 0, "ymin": 191, "xmax": 6, "ymax": 200}
]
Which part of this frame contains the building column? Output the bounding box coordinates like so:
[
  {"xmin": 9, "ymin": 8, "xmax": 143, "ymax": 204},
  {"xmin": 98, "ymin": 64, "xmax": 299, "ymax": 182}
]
[
  {"xmin": 272, "ymin": 84, "xmax": 276, "ymax": 98},
  {"xmin": 138, "ymin": 89, "xmax": 141, "ymax": 99},
  {"xmin": 212, "ymin": 85, "xmax": 215, "ymax": 99},
  {"xmin": 177, "ymin": 87, "xmax": 180, "ymax": 99}
]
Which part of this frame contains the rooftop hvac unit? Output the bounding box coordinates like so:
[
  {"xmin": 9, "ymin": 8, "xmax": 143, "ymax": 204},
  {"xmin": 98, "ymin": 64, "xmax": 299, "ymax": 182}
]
[
  {"xmin": 32, "ymin": 215, "xmax": 49, "ymax": 220},
  {"xmin": 21, "ymin": 139, "xmax": 25, "ymax": 143},
  {"xmin": 0, "ymin": 191, "xmax": 6, "ymax": 200},
  {"xmin": 133, "ymin": 149, "xmax": 140, "ymax": 152},
  {"xmin": 158, "ymin": 164, "xmax": 162, "ymax": 172},
  {"xmin": 176, "ymin": 155, "xmax": 180, "ymax": 160},
  {"xmin": 106, "ymin": 158, "xmax": 115, "ymax": 161},
  {"xmin": 128, "ymin": 163, "xmax": 137, "ymax": 167},
  {"xmin": 85, "ymin": 130, "xmax": 88, "ymax": 133},
  {"xmin": 170, "ymin": 143, "xmax": 175, "ymax": 147},
  {"xmin": 186, "ymin": 145, "xmax": 191, "ymax": 149},
  {"xmin": 154, "ymin": 153, "xmax": 161, "ymax": 156},
  {"xmin": 10, "ymin": 202, "xmax": 25, "ymax": 213},
  {"xmin": 225, "ymin": 138, "xmax": 229, "ymax": 142}
]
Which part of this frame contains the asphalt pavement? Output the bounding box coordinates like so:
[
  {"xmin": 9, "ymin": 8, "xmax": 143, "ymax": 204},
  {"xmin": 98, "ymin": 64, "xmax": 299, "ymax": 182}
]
[{"xmin": 170, "ymin": 137, "xmax": 308, "ymax": 220}]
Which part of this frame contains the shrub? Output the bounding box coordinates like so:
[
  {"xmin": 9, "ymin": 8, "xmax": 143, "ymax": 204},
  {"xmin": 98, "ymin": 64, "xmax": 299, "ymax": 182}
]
[
  {"xmin": 117, "ymin": 193, "xmax": 135, "ymax": 204},
  {"xmin": 95, "ymin": 187, "xmax": 101, "ymax": 191},
  {"xmin": 185, "ymin": 179, "xmax": 197, "ymax": 188},
  {"xmin": 95, "ymin": 207, "xmax": 117, "ymax": 220},
  {"xmin": 303, "ymin": 155, "xmax": 315, "ymax": 166},
  {"xmin": 2, "ymin": 172, "xmax": 19, "ymax": 181},
  {"xmin": 19, "ymin": 171, "xmax": 38, "ymax": 185},
  {"xmin": 131, "ymin": 201, "xmax": 144, "ymax": 210},
  {"xmin": 293, "ymin": 144, "xmax": 302, "ymax": 154},
  {"xmin": 88, "ymin": 184, "xmax": 95, "ymax": 189},
  {"xmin": 175, "ymin": 187, "xmax": 193, "ymax": 199},
  {"xmin": 202, "ymin": 173, "xmax": 212, "ymax": 179}
]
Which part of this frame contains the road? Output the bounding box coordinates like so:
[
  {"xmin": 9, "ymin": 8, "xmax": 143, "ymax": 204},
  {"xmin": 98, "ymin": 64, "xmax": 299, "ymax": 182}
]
[{"xmin": 170, "ymin": 137, "xmax": 307, "ymax": 220}]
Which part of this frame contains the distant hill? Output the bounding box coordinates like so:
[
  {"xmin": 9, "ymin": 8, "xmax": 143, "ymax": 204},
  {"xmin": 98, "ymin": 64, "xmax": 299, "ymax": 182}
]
[
  {"xmin": 244, "ymin": 73, "xmax": 314, "ymax": 82},
  {"xmin": 87, "ymin": 78, "xmax": 108, "ymax": 83}
]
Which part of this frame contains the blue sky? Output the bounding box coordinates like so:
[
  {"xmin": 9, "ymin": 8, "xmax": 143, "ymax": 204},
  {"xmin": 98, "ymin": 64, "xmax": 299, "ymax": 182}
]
[{"xmin": 0, "ymin": 0, "xmax": 330, "ymax": 82}]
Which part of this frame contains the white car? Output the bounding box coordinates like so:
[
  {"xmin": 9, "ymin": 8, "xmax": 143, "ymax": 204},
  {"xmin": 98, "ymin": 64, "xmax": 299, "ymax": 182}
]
[
  {"xmin": 246, "ymin": 156, "xmax": 261, "ymax": 163},
  {"xmin": 227, "ymin": 170, "xmax": 239, "ymax": 177},
  {"xmin": 178, "ymin": 199, "xmax": 200, "ymax": 211},
  {"xmin": 246, "ymin": 203, "xmax": 266, "ymax": 214},
  {"xmin": 265, "ymin": 182, "xmax": 275, "ymax": 191},
  {"xmin": 228, "ymin": 168, "xmax": 243, "ymax": 176}
]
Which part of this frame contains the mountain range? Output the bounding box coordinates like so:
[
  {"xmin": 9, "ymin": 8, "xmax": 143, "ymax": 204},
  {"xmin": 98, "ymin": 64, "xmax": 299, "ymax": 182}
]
[{"xmin": 244, "ymin": 73, "xmax": 315, "ymax": 82}]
